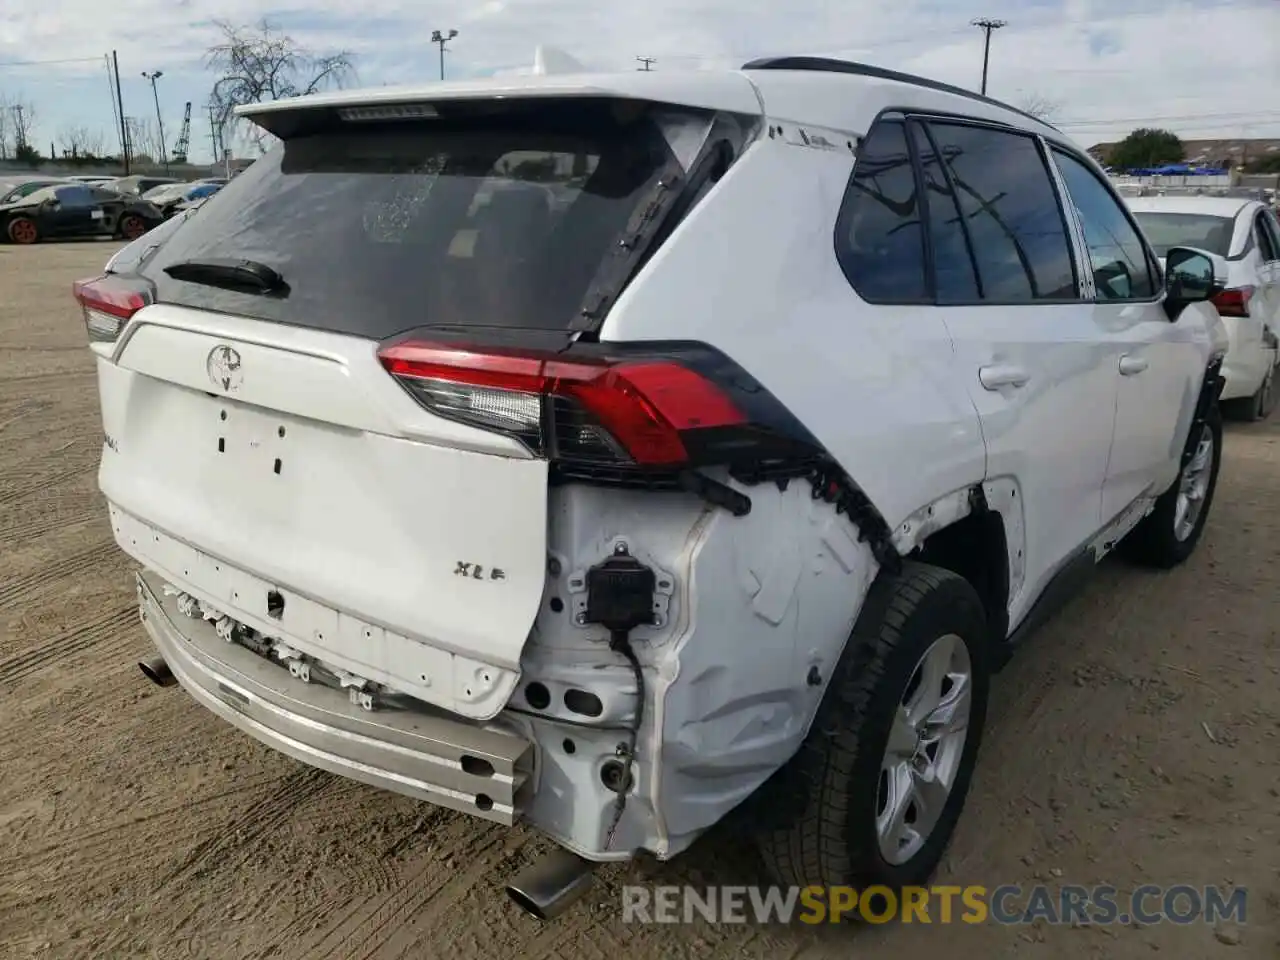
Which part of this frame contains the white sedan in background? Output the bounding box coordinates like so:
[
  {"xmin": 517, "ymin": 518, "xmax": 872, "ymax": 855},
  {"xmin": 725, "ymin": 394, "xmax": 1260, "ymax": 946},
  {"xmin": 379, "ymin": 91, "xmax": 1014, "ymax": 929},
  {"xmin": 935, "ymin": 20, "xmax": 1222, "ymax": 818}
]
[{"xmin": 1127, "ymin": 195, "xmax": 1280, "ymax": 420}]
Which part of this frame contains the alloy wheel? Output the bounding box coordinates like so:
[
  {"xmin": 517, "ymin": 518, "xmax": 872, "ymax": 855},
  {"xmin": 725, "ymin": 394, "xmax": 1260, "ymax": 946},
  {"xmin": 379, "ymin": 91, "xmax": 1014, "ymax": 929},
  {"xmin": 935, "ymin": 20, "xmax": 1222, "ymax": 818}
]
[
  {"xmin": 876, "ymin": 632, "xmax": 973, "ymax": 865},
  {"xmin": 1174, "ymin": 424, "xmax": 1214, "ymax": 542}
]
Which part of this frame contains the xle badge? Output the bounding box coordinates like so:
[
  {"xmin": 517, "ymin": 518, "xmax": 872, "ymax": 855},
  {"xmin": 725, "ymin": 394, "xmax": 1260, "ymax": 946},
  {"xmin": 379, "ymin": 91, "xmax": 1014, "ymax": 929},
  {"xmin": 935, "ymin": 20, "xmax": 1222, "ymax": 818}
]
[{"xmin": 454, "ymin": 561, "xmax": 506, "ymax": 581}]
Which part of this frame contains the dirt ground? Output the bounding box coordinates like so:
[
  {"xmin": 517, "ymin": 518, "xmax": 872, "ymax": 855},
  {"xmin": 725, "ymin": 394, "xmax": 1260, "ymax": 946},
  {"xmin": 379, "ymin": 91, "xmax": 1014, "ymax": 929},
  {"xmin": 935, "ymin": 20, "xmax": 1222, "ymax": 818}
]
[{"xmin": 0, "ymin": 241, "xmax": 1277, "ymax": 960}]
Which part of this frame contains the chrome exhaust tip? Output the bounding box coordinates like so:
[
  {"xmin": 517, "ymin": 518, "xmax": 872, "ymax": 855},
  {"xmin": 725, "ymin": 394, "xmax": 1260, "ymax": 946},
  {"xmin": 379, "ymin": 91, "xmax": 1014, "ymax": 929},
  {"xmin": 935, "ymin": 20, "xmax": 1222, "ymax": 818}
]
[
  {"xmin": 505, "ymin": 848, "xmax": 597, "ymax": 921},
  {"xmin": 138, "ymin": 656, "xmax": 177, "ymax": 687}
]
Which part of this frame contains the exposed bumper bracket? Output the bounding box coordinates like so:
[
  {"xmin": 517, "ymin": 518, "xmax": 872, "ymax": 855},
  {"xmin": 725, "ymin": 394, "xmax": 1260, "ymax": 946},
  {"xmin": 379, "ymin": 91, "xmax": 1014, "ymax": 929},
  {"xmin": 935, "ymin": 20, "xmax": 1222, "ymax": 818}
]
[{"xmin": 135, "ymin": 570, "xmax": 534, "ymax": 824}]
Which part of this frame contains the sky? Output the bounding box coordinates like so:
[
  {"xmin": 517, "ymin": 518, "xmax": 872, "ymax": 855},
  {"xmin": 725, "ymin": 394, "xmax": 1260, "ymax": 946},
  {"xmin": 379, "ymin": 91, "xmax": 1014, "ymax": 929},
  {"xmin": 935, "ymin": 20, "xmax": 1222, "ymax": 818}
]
[{"xmin": 0, "ymin": 0, "xmax": 1277, "ymax": 164}]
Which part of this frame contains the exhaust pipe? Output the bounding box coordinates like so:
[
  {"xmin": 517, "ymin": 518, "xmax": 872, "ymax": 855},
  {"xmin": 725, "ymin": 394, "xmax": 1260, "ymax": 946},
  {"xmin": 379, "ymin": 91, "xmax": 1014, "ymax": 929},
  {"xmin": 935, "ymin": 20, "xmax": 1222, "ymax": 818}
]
[
  {"xmin": 138, "ymin": 656, "xmax": 177, "ymax": 687},
  {"xmin": 505, "ymin": 848, "xmax": 597, "ymax": 921}
]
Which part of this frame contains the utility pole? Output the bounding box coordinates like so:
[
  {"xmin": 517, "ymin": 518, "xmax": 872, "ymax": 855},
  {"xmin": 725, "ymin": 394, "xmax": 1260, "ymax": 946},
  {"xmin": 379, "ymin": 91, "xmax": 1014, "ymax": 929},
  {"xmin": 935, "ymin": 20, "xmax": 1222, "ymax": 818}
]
[
  {"xmin": 13, "ymin": 104, "xmax": 25, "ymax": 149},
  {"xmin": 636, "ymin": 56, "xmax": 656, "ymax": 72},
  {"xmin": 970, "ymin": 18, "xmax": 1007, "ymax": 96},
  {"xmin": 112, "ymin": 51, "xmax": 130, "ymax": 173},
  {"xmin": 431, "ymin": 29, "xmax": 458, "ymax": 81},
  {"xmin": 141, "ymin": 70, "xmax": 169, "ymax": 174}
]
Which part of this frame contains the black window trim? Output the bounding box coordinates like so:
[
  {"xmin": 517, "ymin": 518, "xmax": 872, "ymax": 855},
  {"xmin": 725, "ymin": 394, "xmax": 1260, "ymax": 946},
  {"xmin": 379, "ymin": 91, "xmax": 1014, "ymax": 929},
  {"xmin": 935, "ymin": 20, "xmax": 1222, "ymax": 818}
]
[
  {"xmin": 1045, "ymin": 143, "xmax": 1165, "ymax": 306},
  {"xmin": 911, "ymin": 118, "xmax": 984, "ymax": 301},
  {"xmin": 902, "ymin": 109, "xmax": 1084, "ymax": 307}
]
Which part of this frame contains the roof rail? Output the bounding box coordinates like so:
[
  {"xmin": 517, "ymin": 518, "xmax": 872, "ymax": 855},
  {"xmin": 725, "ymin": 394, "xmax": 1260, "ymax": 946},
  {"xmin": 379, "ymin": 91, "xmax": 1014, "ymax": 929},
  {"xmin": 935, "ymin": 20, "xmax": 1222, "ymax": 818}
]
[{"xmin": 740, "ymin": 56, "xmax": 1061, "ymax": 132}]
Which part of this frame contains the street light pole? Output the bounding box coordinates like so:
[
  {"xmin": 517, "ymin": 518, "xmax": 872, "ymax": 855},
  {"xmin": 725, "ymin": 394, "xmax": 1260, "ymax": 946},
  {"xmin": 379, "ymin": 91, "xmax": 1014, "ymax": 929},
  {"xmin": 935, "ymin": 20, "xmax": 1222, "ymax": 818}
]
[
  {"xmin": 431, "ymin": 29, "xmax": 458, "ymax": 81},
  {"xmin": 970, "ymin": 18, "xmax": 1007, "ymax": 96},
  {"xmin": 141, "ymin": 70, "xmax": 169, "ymax": 174}
]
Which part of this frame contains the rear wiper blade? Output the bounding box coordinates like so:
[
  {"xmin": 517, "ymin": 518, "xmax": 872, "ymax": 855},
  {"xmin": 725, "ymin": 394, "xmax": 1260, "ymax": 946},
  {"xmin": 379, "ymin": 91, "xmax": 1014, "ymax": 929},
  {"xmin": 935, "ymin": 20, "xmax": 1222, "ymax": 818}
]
[{"xmin": 163, "ymin": 258, "xmax": 290, "ymax": 296}]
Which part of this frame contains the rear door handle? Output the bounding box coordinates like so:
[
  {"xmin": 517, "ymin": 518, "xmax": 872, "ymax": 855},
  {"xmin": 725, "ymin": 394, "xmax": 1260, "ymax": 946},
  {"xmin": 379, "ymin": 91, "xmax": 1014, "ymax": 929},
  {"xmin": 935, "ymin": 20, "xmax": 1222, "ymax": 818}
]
[
  {"xmin": 1118, "ymin": 355, "xmax": 1149, "ymax": 376},
  {"xmin": 978, "ymin": 364, "xmax": 1031, "ymax": 390}
]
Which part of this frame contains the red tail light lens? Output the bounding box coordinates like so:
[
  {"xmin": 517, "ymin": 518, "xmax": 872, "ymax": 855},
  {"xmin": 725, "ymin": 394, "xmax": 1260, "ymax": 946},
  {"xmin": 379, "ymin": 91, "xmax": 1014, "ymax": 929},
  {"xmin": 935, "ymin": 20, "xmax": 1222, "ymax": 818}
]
[
  {"xmin": 377, "ymin": 340, "xmax": 747, "ymax": 467},
  {"xmin": 1211, "ymin": 286, "xmax": 1253, "ymax": 318},
  {"xmin": 72, "ymin": 274, "xmax": 153, "ymax": 343}
]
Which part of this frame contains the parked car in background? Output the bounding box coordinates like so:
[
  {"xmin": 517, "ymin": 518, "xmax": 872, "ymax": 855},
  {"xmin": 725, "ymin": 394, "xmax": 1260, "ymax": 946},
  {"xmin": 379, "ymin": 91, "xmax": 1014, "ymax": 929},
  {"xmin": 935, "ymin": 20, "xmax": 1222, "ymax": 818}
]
[
  {"xmin": 141, "ymin": 181, "xmax": 224, "ymax": 219},
  {"xmin": 0, "ymin": 176, "xmax": 70, "ymax": 204},
  {"xmin": 76, "ymin": 57, "xmax": 1230, "ymax": 920},
  {"xmin": 2, "ymin": 182, "xmax": 161, "ymax": 244},
  {"xmin": 98, "ymin": 175, "xmax": 181, "ymax": 197},
  {"xmin": 67, "ymin": 175, "xmax": 118, "ymax": 185},
  {"xmin": 1128, "ymin": 195, "xmax": 1280, "ymax": 420}
]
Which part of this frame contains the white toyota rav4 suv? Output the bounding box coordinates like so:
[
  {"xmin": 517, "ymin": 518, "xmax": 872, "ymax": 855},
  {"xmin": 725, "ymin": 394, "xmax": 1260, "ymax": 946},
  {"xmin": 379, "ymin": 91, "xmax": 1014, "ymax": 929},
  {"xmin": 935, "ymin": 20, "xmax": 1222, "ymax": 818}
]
[{"xmin": 77, "ymin": 57, "xmax": 1228, "ymax": 918}]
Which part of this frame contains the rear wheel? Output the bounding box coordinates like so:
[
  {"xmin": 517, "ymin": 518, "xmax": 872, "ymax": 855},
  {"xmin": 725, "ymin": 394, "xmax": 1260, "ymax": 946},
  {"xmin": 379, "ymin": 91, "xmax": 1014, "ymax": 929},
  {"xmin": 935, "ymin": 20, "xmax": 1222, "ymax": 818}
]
[
  {"xmin": 119, "ymin": 214, "xmax": 147, "ymax": 240},
  {"xmin": 754, "ymin": 562, "xmax": 990, "ymax": 894},
  {"xmin": 7, "ymin": 216, "xmax": 39, "ymax": 245},
  {"xmin": 1119, "ymin": 404, "xmax": 1222, "ymax": 568}
]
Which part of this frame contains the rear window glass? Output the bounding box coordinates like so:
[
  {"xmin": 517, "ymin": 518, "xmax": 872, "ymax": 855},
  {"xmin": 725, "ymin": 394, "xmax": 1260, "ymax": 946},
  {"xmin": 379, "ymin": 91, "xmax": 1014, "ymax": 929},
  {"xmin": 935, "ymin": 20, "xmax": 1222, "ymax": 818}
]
[
  {"xmin": 141, "ymin": 100, "xmax": 694, "ymax": 339},
  {"xmin": 1130, "ymin": 212, "xmax": 1235, "ymax": 258}
]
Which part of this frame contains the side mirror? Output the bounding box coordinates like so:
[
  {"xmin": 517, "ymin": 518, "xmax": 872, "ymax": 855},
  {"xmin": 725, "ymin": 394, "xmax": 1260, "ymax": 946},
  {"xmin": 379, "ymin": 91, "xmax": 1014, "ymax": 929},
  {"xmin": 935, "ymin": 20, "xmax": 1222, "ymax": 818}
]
[{"xmin": 1162, "ymin": 246, "xmax": 1224, "ymax": 320}]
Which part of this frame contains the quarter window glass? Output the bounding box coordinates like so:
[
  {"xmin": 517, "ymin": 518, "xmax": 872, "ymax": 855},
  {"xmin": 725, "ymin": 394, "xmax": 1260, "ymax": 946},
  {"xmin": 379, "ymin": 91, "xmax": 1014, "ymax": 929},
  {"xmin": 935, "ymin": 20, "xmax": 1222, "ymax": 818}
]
[
  {"xmin": 926, "ymin": 122, "xmax": 1077, "ymax": 302},
  {"xmin": 1052, "ymin": 150, "xmax": 1156, "ymax": 301},
  {"xmin": 836, "ymin": 119, "xmax": 928, "ymax": 302},
  {"xmin": 910, "ymin": 122, "xmax": 980, "ymax": 302}
]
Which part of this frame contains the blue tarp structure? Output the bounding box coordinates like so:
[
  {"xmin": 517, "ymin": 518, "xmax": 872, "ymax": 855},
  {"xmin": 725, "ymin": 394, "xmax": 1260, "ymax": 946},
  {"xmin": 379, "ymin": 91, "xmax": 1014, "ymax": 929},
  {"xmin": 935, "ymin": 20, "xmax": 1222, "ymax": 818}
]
[{"xmin": 1124, "ymin": 164, "xmax": 1229, "ymax": 176}]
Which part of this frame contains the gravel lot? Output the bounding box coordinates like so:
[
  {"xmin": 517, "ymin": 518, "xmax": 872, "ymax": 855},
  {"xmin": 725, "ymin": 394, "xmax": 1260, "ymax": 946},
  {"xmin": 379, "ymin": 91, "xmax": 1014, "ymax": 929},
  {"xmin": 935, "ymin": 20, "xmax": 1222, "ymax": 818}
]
[{"xmin": 1, "ymin": 241, "xmax": 1277, "ymax": 959}]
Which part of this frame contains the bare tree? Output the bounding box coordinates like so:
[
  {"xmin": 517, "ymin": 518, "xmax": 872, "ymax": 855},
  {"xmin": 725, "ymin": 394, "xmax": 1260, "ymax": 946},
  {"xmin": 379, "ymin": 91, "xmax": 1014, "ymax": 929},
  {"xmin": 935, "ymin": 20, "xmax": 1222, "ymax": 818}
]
[
  {"xmin": 1015, "ymin": 92, "xmax": 1063, "ymax": 124},
  {"xmin": 206, "ymin": 19, "xmax": 355, "ymax": 151},
  {"xmin": 0, "ymin": 93, "xmax": 11, "ymax": 159},
  {"xmin": 126, "ymin": 117, "xmax": 165, "ymax": 165},
  {"xmin": 57, "ymin": 124, "xmax": 108, "ymax": 158},
  {"xmin": 9, "ymin": 97, "xmax": 36, "ymax": 149}
]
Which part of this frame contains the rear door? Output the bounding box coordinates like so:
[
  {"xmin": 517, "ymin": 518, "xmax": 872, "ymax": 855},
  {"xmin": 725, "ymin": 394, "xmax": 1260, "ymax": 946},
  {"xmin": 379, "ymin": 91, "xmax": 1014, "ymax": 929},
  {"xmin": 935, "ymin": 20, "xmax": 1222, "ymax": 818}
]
[
  {"xmin": 95, "ymin": 98, "xmax": 712, "ymax": 719},
  {"xmin": 46, "ymin": 185, "xmax": 102, "ymax": 235},
  {"xmin": 913, "ymin": 118, "xmax": 1118, "ymax": 626}
]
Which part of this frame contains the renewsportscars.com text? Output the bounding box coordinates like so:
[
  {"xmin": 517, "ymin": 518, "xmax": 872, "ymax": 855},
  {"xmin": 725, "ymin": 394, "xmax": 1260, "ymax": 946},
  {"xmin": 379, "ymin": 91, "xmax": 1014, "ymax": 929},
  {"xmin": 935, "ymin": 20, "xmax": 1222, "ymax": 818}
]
[{"xmin": 621, "ymin": 884, "xmax": 1247, "ymax": 926}]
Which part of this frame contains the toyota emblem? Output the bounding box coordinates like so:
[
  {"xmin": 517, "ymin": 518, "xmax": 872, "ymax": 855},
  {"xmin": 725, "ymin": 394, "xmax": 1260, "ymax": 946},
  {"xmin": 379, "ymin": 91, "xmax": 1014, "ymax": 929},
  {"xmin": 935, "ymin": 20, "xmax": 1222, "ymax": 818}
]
[{"xmin": 207, "ymin": 345, "xmax": 243, "ymax": 393}]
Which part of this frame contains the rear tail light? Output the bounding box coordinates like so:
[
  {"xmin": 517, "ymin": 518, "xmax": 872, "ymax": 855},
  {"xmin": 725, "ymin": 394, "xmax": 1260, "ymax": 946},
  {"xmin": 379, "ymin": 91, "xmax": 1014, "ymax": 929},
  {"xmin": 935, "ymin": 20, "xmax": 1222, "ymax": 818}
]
[
  {"xmin": 378, "ymin": 340, "xmax": 780, "ymax": 471},
  {"xmin": 379, "ymin": 337, "xmax": 902, "ymax": 566},
  {"xmin": 1211, "ymin": 286, "xmax": 1254, "ymax": 318},
  {"xmin": 72, "ymin": 274, "xmax": 153, "ymax": 343}
]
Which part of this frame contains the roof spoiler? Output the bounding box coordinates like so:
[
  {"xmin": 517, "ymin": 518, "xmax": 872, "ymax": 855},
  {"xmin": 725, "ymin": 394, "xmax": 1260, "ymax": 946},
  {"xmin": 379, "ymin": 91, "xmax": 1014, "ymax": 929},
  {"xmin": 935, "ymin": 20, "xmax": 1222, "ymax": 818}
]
[{"xmin": 532, "ymin": 45, "xmax": 588, "ymax": 76}]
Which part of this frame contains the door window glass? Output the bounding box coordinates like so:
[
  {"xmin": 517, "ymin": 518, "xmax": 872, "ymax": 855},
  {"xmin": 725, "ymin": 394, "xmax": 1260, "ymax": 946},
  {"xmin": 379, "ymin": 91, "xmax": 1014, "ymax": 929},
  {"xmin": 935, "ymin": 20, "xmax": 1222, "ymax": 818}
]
[
  {"xmin": 1051, "ymin": 149, "xmax": 1157, "ymax": 301},
  {"xmin": 926, "ymin": 122, "xmax": 1077, "ymax": 302}
]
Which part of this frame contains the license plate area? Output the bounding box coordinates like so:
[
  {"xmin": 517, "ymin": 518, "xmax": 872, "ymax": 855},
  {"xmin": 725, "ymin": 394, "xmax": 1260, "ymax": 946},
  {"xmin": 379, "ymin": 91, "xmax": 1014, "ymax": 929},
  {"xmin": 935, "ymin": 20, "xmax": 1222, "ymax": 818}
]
[
  {"xmin": 112, "ymin": 506, "xmax": 519, "ymax": 715},
  {"xmin": 212, "ymin": 399, "xmax": 290, "ymax": 478}
]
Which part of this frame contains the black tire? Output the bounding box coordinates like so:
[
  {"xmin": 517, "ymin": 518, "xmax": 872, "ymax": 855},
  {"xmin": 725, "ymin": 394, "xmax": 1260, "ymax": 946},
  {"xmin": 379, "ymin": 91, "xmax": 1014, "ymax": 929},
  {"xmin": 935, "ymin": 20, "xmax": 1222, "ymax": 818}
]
[
  {"xmin": 1118, "ymin": 404, "xmax": 1222, "ymax": 569},
  {"xmin": 118, "ymin": 214, "xmax": 148, "ymax": 241},
  {"xmin": 753, "ymin": 561, "xmax": 990, "ymax": 892}
]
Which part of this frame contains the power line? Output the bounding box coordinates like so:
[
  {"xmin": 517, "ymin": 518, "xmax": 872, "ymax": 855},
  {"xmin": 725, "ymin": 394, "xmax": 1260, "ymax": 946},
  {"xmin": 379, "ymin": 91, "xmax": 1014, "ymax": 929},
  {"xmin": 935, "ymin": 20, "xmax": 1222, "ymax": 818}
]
[
  {"xmin": 0, "ymin": 56, "xmax": 104, "ymax": 68},
  {"xmin": 647, "ymin": 0, "xmax": 1269, "ymax": 67},
  {"xmin": 1060, "ymin": 110, "xmax": 1280, "ymax": 128}
]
